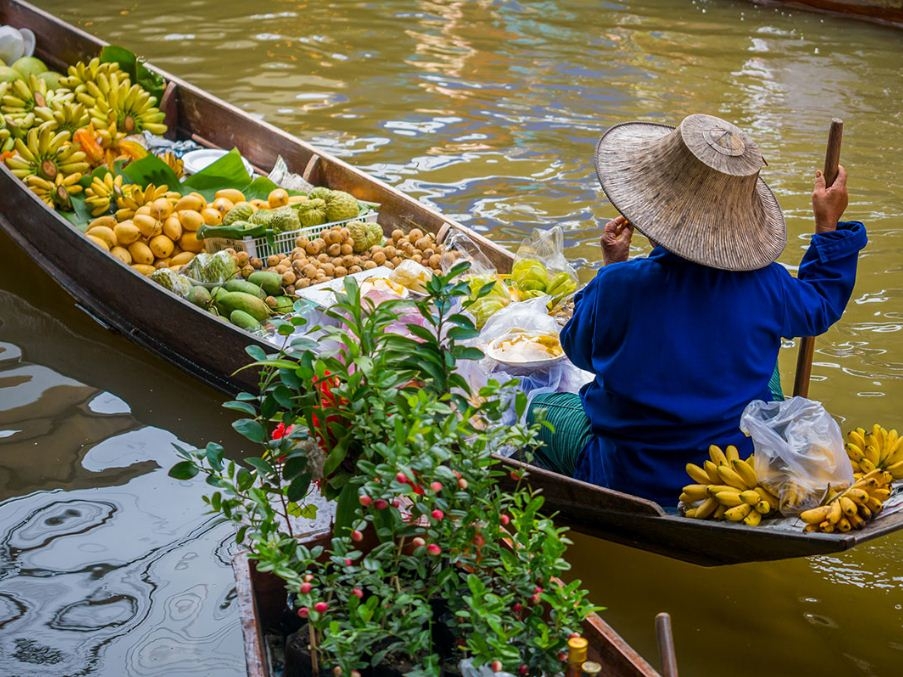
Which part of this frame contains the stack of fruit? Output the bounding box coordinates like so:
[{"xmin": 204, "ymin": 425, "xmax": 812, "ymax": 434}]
[{"xmin": 679, "ymin": 444, "xmax": 780, "ymax": 526}]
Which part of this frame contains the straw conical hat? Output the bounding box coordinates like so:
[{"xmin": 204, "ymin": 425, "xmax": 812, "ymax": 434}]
[{"xmin": 594, "ymin": 113, "xmax": 786, "ymax": 271}]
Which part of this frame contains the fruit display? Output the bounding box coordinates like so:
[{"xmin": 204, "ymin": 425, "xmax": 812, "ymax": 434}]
[
  {"xmin": 680, "ymin": 425, "xmax": 902, "ymax": 533},
  {"xmin": 845, "ymin": 424, "xmax": 903, "ymax": 478},
  {"xmin": 798, "ymin": 469, "xmax": 893, "ymax": 533},
  {"xmin": 679, "ymin": 444, "xmax": 780, "ymax": 526}
]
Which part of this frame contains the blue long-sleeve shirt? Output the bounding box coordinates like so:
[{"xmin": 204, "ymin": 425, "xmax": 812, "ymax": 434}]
[{"xmin": 560, "ymin": 221, "xmax": 868, "ymax": 506}]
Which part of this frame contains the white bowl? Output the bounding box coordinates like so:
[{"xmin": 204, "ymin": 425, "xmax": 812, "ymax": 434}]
[
  {"xmin": 182, "ymin": 148, "xmax": 255, "ymax": 176},
  {"xmin": 485, "ymin": 328, "xmax": 566, "ymax": 370}
]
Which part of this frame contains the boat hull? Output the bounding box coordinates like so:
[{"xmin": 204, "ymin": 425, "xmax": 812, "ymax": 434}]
[{"xmin": 753, "ymin": 0, "xmax": 903, "ymax": 28}]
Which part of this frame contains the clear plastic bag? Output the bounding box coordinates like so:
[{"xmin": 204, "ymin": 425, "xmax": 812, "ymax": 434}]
[
  {"xmin": 441, "ymin": 229, "xmax": 497, "ymax": 277},
  {"xmin": 511, "ymin": 226, "xmax": 579, "ymax": 311},
  {"xmin": 740, "ymin": 397, "xmax": 854, "ymax": 515}
]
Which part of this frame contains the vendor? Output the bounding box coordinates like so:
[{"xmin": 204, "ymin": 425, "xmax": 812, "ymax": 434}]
[{"xmin": 526, "ymin": 113, "xmax": 867, "ymax": 506}]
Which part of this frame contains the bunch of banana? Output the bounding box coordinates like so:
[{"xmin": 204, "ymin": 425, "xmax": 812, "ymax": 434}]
[
  {"xmin": 73, "ymin": 69, "xmax": 125, "ymax": 110},
  {"xmin": 85, "ymin": 171, "xmax": 125, "ymax": 217},
  {"xmin": 90, "ymin": 78, "xmax": 166, "ymax": 136},
  {"xmin": 0, "ymin": 74, "xmax": 71, "ymax": 119},
  {"xmin": 799, "ymin": 468, "xmax": 894, "ymax": 533},
  {"xmin": 846, "ymin": 424, "xmax": 903, "ymax": 479},
  {"xmin": 0, "ymin": 118, "xmax": 11, "ymax": 153},
  {"xmin": 4, "ymin": 112, "xmax": 36, "ymax": 141},
  {"xmin": 4, "ymin": 122, "xmax": 89, "ymax": 181},
  {"xmin": 680, "ymin": 444, "xmax": 780, "ymax": 526},
  {"xmin": 59, "ymin": 58, "xmax": 125, "ymax": 95},
  {"xmin": 159, "ymin": 151, "xmax": 184, "ymax": 179},
  {"xmin": 35, "ymin": 100, "xmax": 91, "ymax": 135},
  {"xmin": 115, "ymin": 183, "xmax": 176, "ymax": 221},
  {"xmin": 25, "ymin": 171, "xmax": 83, "ymax": 210}
]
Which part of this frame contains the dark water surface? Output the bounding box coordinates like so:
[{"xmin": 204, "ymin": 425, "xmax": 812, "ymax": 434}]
[{"xmin": 3, "ymin": 0, "xmax": 903, "ymax": 674}]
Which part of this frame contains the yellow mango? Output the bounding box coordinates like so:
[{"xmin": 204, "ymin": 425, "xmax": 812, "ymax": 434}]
[
  {"xmin": 149, "ymin": 197, "xmax": 174, "ymax": 220},
  {"xmin": 86, "ymin": 225, "xmax": 117, "ymax": 249},
  {"xmin": 201, "ymin": 207, "xmax": 223, "ymax": 226},
  {"xmin": 110, "ymin": 245, "xmax": 132, "ymax": 265},
  {"xmin": 163, "ymin": 214, "xmax": 183, "ymax": 241},
  {"xmin": 131, "ymin": 263, "xmax": 156, "ymax": 276},
  {"xmin": 178, "ymin": 209, "xmax": 204, "ymax": 232},
  {"xmin": 133, "ymin": 214, "xmax": 162, "ymax": 239},
  {"xmin": 179, "ymin": 231, "xmax": 204, "ymax": 253},
  {"xmin": 86, "ymin": 234, "xmax": 110, "ymax": 251},
  {"xmin": 128, "ymin": 241, "xmax": 155, "ymax": 265},
  {"xmin": 149, "ymin": 234, "xmax": 175, "ymax": 259},
  {"xmin": 114, "ymin": 221, "xmax": 141, "ymax": 245},
  {"xmin": 267, "ymin": 188, "xmax": 289, "ymax": 208},
  {"xmin": 170, "ymin": 251, "xmax": 196, "ymax": 267},
  {"xmin": 214, "ymin": 188, "xmax": 246, "ymax": 204},
  {"xmin": 174, "ymin": 193, "xmax": 206, "ymax": 212}
]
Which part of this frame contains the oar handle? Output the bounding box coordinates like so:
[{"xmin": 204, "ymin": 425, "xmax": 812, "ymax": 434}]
[
  {"xmin": 792, "ymin": 119, "xmax": 843, "ymax": 398},
  {"xmin": 655, "ymin": 612, "xmax": 679, "ymax": 677}
]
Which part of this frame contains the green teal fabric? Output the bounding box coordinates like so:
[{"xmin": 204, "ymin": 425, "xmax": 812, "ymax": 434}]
[
  {"xmin": 768, "ymin": 363, "xmax": 784, "ymax": 401},
  {"xmin": 525, "ymin": 392, "xmax": 592, "ymax": 476}
]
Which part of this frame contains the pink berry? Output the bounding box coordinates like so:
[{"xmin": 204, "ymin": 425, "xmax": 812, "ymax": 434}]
[
  {"xmin": 490, "ymin": 661, "xmax": 503, "ymax": 673},
  {"xmin": 512, "ymin": 602, "xmax": 523, "ymax": 613},
  {"xmin": 500, "ymin": 514, "xmax": 510, "ymax": 526},
  {"xmin": 396, "ymin": 472, "xmax": 408, "ymax": 484},
  {"xmin": 299, "ymin": 582, "xmax": 312, "ymax": 594},
  {"xmin": 529, "ymin": 593, "xmax": 541, "ymax": 605},
  {"xmin": 304, "ymin": 574, "xmax": 314, "ymax": 582},
  {"xmin": 427, "ymin": 543, "xmax": 442, "ymax": 556},
  {"xmin": 430, "ymin": 481, "xmax": 443, "ymax": 492},
  {"xmin": 457, "ymin": 478, "xmax": 468, "ymax": 489},
  {"xmin": 359, "ymin": 495, "xmax": 372, "ymax": 507},
  {"xmin": 533, "ymin": 586, "xmax": 544, "ymax": 594},
  {"xmin": 518, "ymin": 664, "xmax": 528, "ymax": 676},
  {"xmin": 411, "ymin": 537, "xmax": 426, "ymax": 548},
  {"xmin": 314, "ymin": 601, "xmax": 328, "ymax": 613},
  {"xmin": 374, "ymin": 499, "xmax": 388, "ymax": 510},
  {"xmin": 344, "ymin": 558, "xmax": 353, "ymax": 566},
  {"xmin": 297, "ymin": 606, "xmax": 309, "ymax": 618},
  {"xmin": 431, "ymin": 509, "xmax": 444, "ymax": 520},
  {"xmin": 351, "ymin": 529, "xmax": 364, "ymax": 542},
  {"xmin": 352, "ymin": 587, "xmax": 364, "ymax": 599}
]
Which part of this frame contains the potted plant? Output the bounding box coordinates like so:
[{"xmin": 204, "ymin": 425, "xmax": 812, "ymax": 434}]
[{"xmin": 170, "ymin": 263, "xmax": 599, "ymax": 675}]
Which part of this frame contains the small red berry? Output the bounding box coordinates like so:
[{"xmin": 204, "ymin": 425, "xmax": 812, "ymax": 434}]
[
  {"xmin": 299, "ymin": 582, "xmax": 312, "ymax": 594},
  {"xmin": 351, "ymin": 587, "xmax": 364, "ymax": 599},
  {"xmin": 473, "ymin": 533, "xmax": 485, "ymax": 547},
  {"xmin": 500, "ymin": 514, "xmax": 510, "ymax": 526},
  {"xmin": 427, "ymin": 543, "xmax": 441, "ymax": 556},
  {"xmin": 518, "ymin": 665, "xmax": 529, "ymax": 676},
  {"xmin": 510, "ymin": 471, "xmax": 522, "ymax": 481},
  {"xmin": 374, "ymin": 499, "xmax": 388, "ymax": 510},
  {"xmin": 304, "ymin": 574, "xmax": 314, "ymax": 582},
  {"xmin": 351, "ymin": 529, "xmax": 364, "ymax": 542},
  {"xmin": 396, "ymin": 472, "xmax": 408, "ymax": 484},
  {"xmin": 297, "ymin": 606, "xmax": 309, "ymax": 618},
  {"xmin": 512, "ymin": 602, "xmax": 523, "ymax": 613},
  {"xmin": 533, "ymin": 585, "xmax": 544, "ymax": 594},
  {"xmin": 529, "ymin": 593, "xmax": 541, "ymax": 605},
  {"xmin": 568, "ymin": 632, "xmax": 581, "ymax": 639},
  {"xmin": 558, "ymin": 652, "xmax": 568, "ymax": 663},
  {"xmin": 344, "ymin": 558, "xmax": 353, "ymax": 566},
  {"xmin": 457, "ymin": 478, "xmax": 468, "ymax": 489},
  {"xmin": 490, "ymin": 661, "xmax": 503, "ymax": 673},
  {"xmin": 413, "ymin": 484, "xmax": 424, "ymax": 495},
  {"xmin": 392, "ymin": 498, "xmax": 402, "ymax": 508},
  {"xmin": 431, "ymin": 509, "xmax": 444, "ymax": 520},
  {"xmin": 411, "ymin": 537, "xmax": 426, "ymax": 548},
  {"xmin": 359, "ymin": 495, "xmax": 372, "ymax": 507},
  {"xmin": 314, "ymin": 601, "xmax": 328, "ymax": 613},
  {"xmin": 430, "ymin": 481, "xmax": 443, "ymax": 492}
]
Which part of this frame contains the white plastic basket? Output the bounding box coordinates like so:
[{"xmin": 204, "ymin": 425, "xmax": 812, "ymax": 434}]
[{"xmin": 204, "ymin": 211, "xmax": 379, "ymax": 259}]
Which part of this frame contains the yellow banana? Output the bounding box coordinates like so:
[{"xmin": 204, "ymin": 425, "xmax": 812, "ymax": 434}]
[
  {"xmin": 847, "ymin": 427, "xmax": 866, "ymax": 449},
  {"xmin": 731, "ymin": 458, "xmax": 758, "ymax": 489},
  {"xmin": 739, "ymin": 490, "xmax": 761, "ymax": 506},
  {"xmin": 837, "ymin": 517, "xmax": 853, "ymax": 533},
  {"xmin": 705, "ymin": 484, "xmax": 741, "ymax": 497},
  {"xmin": 680, "ymin": 484, "xmax": 710, "ymax": 503},
  {"xmin": 725, "ymin": 445, "xmax": 740, "ymax": 463},
  {"xmin": 743, "ymin": 509, "xmax": 762, "ymax": 527},
  {"xmin": 827, "ymin": 500, "xmax": 843, "ymax": 525},
  {"xmin": 724, "ymin": 503, "xmax": 753, "ymax": 522},
  {"xmin": 713, "ymin": 504, "xmax": 728, "ymax": 520},
  {"xmin": 799, "ymin": 504, "xmax": 832, "ymax": 525},
  {"xmin": 845, "ymin": 443, "xmax": 865, "ymax": 463},
  {"xmin": 685, "ymin": 463, "xmax": 711, "ymax": 485},
  {"xmin": 714, "ymin": 490, "xmax": 743, "ymax": 507},
  {"xmin": 754, "ymin": 500, "xmax": 772, "ymax": 515},
  {"xmin": 693, "ymin": 496, "xmax": 718, "ymax": 520},
  {"xmin": 716, "ymin": 465, "xmax": 749, "ymax": 490},
  {"xmin": 839, "ymin": 496, "xmax": 858, "ymax": 518},
  {"xmin": 703, "ymin": 460, "xmax": 722, "ymax": 483},
  {"xmin": 708, "ymin": 444, "xmax": 728, "ymax": 466}
]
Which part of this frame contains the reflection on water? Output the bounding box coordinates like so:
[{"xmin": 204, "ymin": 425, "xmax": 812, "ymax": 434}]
[
  {"xmin": 5, "ymin": 0, "xmax": 903, "ymax": 674},
  {"xmin": 0, "ymin": 290, "xmax": 244, "ymax": 675}
]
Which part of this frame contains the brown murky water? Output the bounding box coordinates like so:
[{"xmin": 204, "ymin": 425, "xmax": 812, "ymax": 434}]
[{"xmin": 3, "ymin": 0, "xmax": 902, "ymax": 674}]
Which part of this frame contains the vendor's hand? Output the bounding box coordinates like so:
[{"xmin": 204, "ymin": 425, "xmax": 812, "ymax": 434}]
[
  {"xmin": 812, "ymin": 164, "xmax": 848, "ymax": 234},
  {"xmin": 601, "ymin": 215, "xmax": 634, "ymax": 265}
]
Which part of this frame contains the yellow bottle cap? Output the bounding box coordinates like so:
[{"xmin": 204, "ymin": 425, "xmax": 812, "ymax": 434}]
[
  {"xmin": 567, "ymin": 636, "xmax": 589, "ymax": 664},
  {"xmin": 581, "ymin": 660, "xmax": 602, "ymax": 675}
]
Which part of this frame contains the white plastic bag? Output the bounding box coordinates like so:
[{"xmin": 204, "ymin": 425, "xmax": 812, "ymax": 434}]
[{"xmin": 740, "ymin": 397, "xmax": 853, "ymax": 515}]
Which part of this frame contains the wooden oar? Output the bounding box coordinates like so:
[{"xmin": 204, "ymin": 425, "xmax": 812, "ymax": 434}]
[
  {"xmin": 655, "ymin": 612, "xmax": 679, "ymax": 677},
  {"xmin": 792, "ymin": 119, "xmax": 844, "ymax": 398}
]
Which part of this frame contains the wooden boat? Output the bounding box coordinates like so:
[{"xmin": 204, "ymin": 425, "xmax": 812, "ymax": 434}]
[
  {"xmin": 3, "ymin": 0, "xmax": 902, "ymax": 568},
  {"xmin": 231, "ymin": 527, "xmax": 661, "ymax": 677},
  {"xmin": 751, "ymin": 0, "xmax": 903, "ymax": 29}
]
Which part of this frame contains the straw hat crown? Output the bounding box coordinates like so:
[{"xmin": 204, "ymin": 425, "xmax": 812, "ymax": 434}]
[{"xmin": 594, "ymin": 113, "xmax": 786, "ymax": 271}]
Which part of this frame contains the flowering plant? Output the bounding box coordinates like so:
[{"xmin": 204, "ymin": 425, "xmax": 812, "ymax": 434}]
[{"xmin": 170, "ymin": 262, "xmax": 599, "ymax": 675}]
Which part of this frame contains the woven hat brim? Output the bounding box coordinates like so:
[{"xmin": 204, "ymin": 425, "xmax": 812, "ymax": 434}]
[{"xmin": 594, "ymin": 121, "xmax": 786, "ymax": 271}]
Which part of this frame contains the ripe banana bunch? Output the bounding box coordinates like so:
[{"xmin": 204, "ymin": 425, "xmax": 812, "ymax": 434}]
[
  {"xmin": 25, "ymin": 171, "xmax": 84, "ymax": 210},
  {"xmin": 90, "ymin": 78, "xmax": 166, "ymax": 136},
  {"xmin": 1, "ymin": 74, "xmax": 72, "ymax": 118},
  {"xmin": 74, "ymin": 69, "xmax": 125, "ymax": 110},
  {"xmin": 799, "ymin": 468, "xmax": 894, "ymax": 533},
  {"xmin": 60, "ymin": 58, "xmax": 125, "ymax": 94},
  {"xmin": 159, "ymin": 151, "xmax": 184, "ymax": 179},
  {"xmin": 680, "ymin": 444, "xmax": 780, "ymax": 526},
  {"xmin": 85, "ymin": 172, "xmax": 125, "ymax": 217},
  {"xmin": 35, "ymin": 100, "xmax": 91, "ymax": 135},
  {"xmin": 5, "ymin": 122, "xmax": 89, "ymax": 181},
  {"xmin": 115, "ymin": 183, "xmax": 172, "ymax": 221},
  {"xmin": 0, "ymin": 120, "xmax": 11, "ymax": 153},
  {"xmin": 846, "ymin": 424, "xmax": 903, "ymax": 479}
]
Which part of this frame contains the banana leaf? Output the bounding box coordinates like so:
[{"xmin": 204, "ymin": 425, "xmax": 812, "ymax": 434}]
[{"xmin": 99, "ymin": 45, "xmax": 166, "ymax": 103}]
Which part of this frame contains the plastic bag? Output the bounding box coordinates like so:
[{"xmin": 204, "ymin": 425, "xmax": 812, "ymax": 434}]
[
  {"xmin": 740, "ymin": 397, "xmax": 853, "ymax": 515},
  {"xmin": 511, "ymin": 226, "xmax": 579, "ymax": 311},
  {"xmin": 267, "ymin": 155, "xmax": 315, "ymax": 192},
  {"xmin": 441, "ymin": 229, "xmax": 497, "ymax": 277}
]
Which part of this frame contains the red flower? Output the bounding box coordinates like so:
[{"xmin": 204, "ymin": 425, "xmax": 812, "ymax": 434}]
[{"xmin": 272, "ymin": 422, "xmax": 294, "ymax": 440}]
